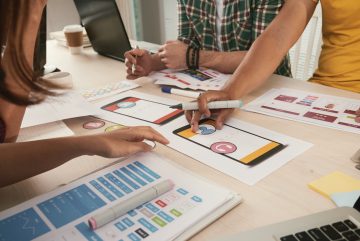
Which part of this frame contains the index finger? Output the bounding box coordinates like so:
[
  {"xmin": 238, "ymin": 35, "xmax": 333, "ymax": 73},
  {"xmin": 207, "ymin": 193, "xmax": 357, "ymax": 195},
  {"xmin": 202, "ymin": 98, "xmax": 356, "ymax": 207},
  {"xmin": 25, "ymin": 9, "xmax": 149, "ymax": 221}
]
[{"xmin": 140, "ymin": 127, "xmax": 170, "ymax": 145}]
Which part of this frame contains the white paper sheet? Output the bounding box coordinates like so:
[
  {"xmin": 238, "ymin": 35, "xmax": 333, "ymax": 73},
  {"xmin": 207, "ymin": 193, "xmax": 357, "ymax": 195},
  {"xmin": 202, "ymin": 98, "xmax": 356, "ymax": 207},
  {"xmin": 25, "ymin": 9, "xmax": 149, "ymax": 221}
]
[
  {"xmin": 150, "ymin": 68, "xmax": 230, "ymax": 91},
  {"xmin": 0, "ymin": 153, "xmax": 238, "ymax": 241},
  {"xmin": 96, "ymin": 91, "xmax": 312, "ymax": 185},
  {"xmin": 17, "ymin": 121, "xmax": 74, "ymax": 142},
  {"xmin": 243, "ymin": 88, "xmax": 360, "ymax": 134},
  {"xmin": 22, "ymin": 91, "xmax": 98, "ymax": 128},
  {"xmin": 94, "ymin": 91, "xmax": 183, "ymax": 128},
  {"xmin": 161, "ymin": 117, "xmax": 313, "ymax": 185},
  {"xmin": 81, "ymin": 81, "xmax": 139, "ymax": 102}
]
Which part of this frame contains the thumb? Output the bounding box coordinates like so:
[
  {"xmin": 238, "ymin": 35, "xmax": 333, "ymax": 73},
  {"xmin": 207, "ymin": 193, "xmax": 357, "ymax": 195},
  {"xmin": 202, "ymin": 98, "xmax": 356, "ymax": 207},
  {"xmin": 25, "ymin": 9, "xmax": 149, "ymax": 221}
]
[{"xmin": 127, "ymin": 142, "xmax": 153, "ymax": 155}]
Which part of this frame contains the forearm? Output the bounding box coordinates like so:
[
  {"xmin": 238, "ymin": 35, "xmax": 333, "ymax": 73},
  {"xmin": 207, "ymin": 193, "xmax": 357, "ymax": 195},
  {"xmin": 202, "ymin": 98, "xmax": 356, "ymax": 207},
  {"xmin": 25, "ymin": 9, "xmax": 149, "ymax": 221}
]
[
  {"xmin": 0, "ymin": 135, "xmax": 96, "ymax": 187},
  {"xmin": 200, "ymin": 50, "xmax": 247, "ymax": 74},
  {"xmin": 224, "ymin": 0, "xmax": 316, "ymax": 98}
]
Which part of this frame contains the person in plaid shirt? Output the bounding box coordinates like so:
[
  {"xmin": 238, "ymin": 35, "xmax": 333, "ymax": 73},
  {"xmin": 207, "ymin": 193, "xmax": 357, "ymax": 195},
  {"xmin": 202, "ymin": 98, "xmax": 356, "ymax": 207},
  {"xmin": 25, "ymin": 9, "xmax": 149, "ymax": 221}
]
[{"xmin": 125, "ymin": 0, "xmax": 291, "ymax": 78}]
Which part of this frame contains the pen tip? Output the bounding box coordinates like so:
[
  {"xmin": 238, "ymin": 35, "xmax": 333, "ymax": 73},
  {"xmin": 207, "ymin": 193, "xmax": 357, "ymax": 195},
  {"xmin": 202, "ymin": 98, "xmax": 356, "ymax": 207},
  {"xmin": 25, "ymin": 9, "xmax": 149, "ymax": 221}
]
[{"xmin": 170, "ymin": 104, "xmax": 181, "ymax": 109}]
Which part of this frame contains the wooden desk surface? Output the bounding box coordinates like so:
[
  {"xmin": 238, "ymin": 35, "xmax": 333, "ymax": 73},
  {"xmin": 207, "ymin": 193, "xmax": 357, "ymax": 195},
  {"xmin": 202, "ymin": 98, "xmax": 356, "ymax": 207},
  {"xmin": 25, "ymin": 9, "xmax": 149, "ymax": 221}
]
[{"xmin": 0, "ymin": 40, "xmax": 359, "ymax": 240}]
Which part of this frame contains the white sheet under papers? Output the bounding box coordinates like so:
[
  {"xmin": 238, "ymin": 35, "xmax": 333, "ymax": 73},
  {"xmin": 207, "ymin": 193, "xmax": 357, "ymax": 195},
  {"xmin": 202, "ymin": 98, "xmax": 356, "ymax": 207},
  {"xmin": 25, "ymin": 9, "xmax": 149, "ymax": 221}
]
[
  {"xmin": 243, "ymin": 88, "xmax": 360, "ymax": 134},
  {"xmin": 17, "ymin": 121, "xmax": 74, "ymax": 142},
  {"xmin": 161, "ymin": 117, "xmax": 313, "ymax": 186},
  {"xmin": 22, "ymin": 91, "xmax": 98, "ymax": 128},
  {"xmin": 0, "ymin": 153, "xmax": 241, "ymax": 241},
  {"xmin": 150, "ymin": 68, "xmax": 230, "ymax": 91}
]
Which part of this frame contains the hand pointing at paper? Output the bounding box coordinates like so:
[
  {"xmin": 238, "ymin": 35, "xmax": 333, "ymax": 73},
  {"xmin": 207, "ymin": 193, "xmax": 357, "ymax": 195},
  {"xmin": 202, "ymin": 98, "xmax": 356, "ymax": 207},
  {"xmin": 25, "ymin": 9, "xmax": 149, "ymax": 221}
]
[{"xmin": 185, "ymin": 90, "xmax": 236, "ymax": 132}]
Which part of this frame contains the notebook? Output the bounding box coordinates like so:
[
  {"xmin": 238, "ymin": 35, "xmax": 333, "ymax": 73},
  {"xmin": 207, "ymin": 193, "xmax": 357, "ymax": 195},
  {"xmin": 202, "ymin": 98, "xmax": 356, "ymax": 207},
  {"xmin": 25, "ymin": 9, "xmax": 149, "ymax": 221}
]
[{"xmin": 0, "ymin": 152, "xmax": 241, "ymax": 241}]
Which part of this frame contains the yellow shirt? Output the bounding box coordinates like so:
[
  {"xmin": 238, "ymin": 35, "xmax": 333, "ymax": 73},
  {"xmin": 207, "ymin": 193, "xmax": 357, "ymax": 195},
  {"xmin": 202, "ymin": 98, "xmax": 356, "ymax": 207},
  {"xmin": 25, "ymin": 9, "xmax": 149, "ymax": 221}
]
[{"xmin": 309, "ymin": 1, "xmax": 360, "ymax": 93}]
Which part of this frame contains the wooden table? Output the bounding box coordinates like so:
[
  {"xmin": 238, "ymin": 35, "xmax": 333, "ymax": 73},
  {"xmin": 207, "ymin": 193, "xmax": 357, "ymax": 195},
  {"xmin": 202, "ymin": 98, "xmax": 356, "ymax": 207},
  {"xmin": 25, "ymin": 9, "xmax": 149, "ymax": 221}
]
[{"xmin": 0, "ymin": 40, "xmax": 359, "ymax": 240}]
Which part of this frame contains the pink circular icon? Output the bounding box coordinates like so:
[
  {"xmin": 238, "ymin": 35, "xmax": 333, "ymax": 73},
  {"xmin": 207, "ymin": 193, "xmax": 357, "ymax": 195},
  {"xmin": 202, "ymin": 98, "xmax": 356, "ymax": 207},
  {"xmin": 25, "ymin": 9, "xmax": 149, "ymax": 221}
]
[
  {"xmin": 210, "ymin": 142, "xmax": 237, "ymax": 154},
  {"xmin": 83, "ymin": 120, "xmax": 105, "ymax": 130}
]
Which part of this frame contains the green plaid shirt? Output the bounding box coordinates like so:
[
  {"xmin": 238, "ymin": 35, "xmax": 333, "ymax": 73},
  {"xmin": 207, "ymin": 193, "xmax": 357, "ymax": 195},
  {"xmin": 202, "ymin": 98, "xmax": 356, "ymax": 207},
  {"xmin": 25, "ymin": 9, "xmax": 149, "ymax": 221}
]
[{"xmin": 177, "ymin": 0, "xmax": 292, "ymax": 77}]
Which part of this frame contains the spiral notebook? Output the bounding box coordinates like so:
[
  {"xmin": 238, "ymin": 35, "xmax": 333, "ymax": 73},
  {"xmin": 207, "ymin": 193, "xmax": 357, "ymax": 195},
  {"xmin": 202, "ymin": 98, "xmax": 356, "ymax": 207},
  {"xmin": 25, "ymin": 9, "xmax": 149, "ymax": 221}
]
[{"xmin": 0, "ymin": 153, "xmax": 241, "ymax": 241}]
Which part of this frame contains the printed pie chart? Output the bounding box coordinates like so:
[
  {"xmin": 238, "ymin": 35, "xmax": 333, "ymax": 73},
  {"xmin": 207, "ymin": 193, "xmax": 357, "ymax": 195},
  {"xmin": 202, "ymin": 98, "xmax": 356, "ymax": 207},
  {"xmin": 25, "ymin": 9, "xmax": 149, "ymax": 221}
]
[
  {"xmin": 117, "ymin": 101, "xmax": 136, "ymax": 108},
  {"xmin": 197, "ymin": 124, "xmax": 216, "ymax": 135},
  {"xmin": 210, "ymin": 142, "xmax": 237, "ymax": 154}
]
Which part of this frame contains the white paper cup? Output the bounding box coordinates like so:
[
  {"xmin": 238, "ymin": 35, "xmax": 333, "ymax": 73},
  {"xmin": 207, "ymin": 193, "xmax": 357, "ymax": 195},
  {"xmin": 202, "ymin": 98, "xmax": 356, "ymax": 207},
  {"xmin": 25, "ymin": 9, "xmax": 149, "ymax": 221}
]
[{"xmin": 63, "ymin": 25, "xmax": 83, "ymax": 55}]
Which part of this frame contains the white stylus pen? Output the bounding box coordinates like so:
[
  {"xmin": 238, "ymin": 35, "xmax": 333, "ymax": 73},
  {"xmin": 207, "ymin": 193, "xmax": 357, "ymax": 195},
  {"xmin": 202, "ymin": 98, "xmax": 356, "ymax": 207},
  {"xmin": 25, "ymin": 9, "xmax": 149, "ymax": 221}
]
[
  {"xmin": 88, "ymin": 179, "xmax": 174, "ymax": 230},
  {"xmin": 170, "ymin": 100, "xmax": 243, "ymax": 110}
]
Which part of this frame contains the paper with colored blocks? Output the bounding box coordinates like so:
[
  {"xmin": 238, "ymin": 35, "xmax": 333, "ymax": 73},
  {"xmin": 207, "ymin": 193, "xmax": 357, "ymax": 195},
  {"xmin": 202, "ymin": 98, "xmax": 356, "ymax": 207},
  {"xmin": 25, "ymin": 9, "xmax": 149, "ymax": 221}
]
[
  {"xmin": 81, "ymin": 81, "xmax": 139, "ymax": 101},
  {"xmin": 308, "ymin": 171, "xmax": 360, "ymax": 198},
  {"xmin": 95, "ymin": 91, "xmax": 183, "ymax": 127},
  {"xmin": 161, "ymin": 116, "xmax": 312, "ymax": 185},
  {"xmin": 243, "ymin": 88, "xmax": 360, "ymax": 134},
  {"xmin": 0, "ymin": 153, "xmax": 240, "ymax": 241}
]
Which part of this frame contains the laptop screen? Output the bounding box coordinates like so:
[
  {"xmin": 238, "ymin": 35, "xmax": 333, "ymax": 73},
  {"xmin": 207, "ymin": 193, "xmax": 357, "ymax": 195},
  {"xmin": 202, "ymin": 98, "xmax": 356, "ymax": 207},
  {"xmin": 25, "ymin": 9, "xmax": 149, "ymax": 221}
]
[{"xmin": 73, "ymin": 0, "xmax": 132, "ymax": 61}]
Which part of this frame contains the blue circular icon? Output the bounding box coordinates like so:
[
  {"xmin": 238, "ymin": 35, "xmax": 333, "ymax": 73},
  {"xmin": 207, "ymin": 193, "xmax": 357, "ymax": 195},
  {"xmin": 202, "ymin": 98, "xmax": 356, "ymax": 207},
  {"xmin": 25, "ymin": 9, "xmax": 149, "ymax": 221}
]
[
  {"xmin": 117, "ymin": 101, "xmax": 136, "ymax": 108},
  {"xmin": 197, "ymin": 124, "xmax": 216, "ymax": 135},
  {"xmin": 191, "ymin": 196, "xmax": 203, "ymax": 202}
]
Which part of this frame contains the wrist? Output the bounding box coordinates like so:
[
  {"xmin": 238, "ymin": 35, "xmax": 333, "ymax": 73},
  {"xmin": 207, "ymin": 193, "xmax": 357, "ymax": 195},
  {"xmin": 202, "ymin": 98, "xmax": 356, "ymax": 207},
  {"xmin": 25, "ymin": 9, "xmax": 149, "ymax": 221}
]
[{"xmin": 71, "ymin": 135, "xmax": 99, "ymax": 156}]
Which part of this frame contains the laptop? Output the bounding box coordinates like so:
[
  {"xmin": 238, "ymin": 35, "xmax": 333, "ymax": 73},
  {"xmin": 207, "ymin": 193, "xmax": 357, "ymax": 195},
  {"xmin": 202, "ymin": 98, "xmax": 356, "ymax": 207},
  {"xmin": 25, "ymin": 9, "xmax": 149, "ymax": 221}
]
[
  {"xmin": 73, "ymin": 0, "xmax": 132, "ymax": 61},
  {"xmin": 213, "ymin": 207, "xmax": 360, "ymax": 241}
]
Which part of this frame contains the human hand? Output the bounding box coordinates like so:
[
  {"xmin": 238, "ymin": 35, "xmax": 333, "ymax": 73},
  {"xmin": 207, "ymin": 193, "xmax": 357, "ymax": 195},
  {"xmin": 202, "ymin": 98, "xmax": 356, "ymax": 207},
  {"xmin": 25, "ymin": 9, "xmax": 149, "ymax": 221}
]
[
  {"xmin": 90, "ymin": 126, "xmax": 169, "ymax": 158},
  {"xmin": 124, "ymin": 48, "xmax": 153, "ymax": 79},
  {"xmin": 356, "ymin": 108, "xmax": 360, "ymax": 123},
  {"xmin": 158, "ymin": 40, "xmax": 188, "ymax": 69},
  {"xmin": 185, "ymin": 90, "xmax": 235, "ymax": 132}
]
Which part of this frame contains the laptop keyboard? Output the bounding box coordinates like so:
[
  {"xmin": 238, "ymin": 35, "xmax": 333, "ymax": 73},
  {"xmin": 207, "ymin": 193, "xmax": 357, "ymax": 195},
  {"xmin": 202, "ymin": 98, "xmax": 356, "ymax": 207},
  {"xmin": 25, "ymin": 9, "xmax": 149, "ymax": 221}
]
[{"xmin": 280, "ymin": 219, "xmax": 360, "ymax": 241}]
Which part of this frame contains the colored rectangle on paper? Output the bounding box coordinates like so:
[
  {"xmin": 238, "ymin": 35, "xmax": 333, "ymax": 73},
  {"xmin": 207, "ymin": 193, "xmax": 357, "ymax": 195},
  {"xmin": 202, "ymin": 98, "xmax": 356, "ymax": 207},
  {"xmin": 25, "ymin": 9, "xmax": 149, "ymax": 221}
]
[
  {"xmin": 97, "ymin": 177, "xmax": 124, "ymax": 198},
  {"xmin": 170, "ymin": 209, "xmax": 182, "ymax": 217},
  {"xmin": 240, "ymin": 142, "xmax": 280, "ymax": 164},
  {"xmin": 122, "ymin": 217, "xmax": 134, "ymax": 227},
  {"xmin": 135, "ymin": 228, "xmax": 149, "ymax": 238},
  {"xmin": 127, "ymin": 164, "xmax": 154, "ymax": 183},
  {"xmin": 128, "ymin": 233, "xmax": 141, "ymax": 241},
  {"xmin": 38, "ymin": 184, "xmax": 106, "ymax": 228},
  {"xmin": 0, "ymin": 208, "xmax": 50, "ymax": 241},
  {"xmin": 105, "ymin": 173, "xmax": 133, "ymax": 194},
  {"xmin": 303, "ymin": 111, "xmax": 337, "ymax": 123},
  {"xmin": 113, "ymin": 170, "xmax": 140, "ymax": 190},
  {"xmin": 90, "ymin": 180, "xmax": 116, "ymax": 202},
  {"xmin": 274, "ymin": 95, "xmax": 297, "ymax": 103},
  {"xmin": 152, "ymin": 216, "xmax": 167, "ymax": 227},
  {"xmin": 115, "ymin": 221, "xmax": 127, "ymax": 231},
  {"xmin": 120, "ymin": 167, "xmax": 147, "ymax": 186},
  {"xmin": 261, "ymin": 105, "xmax": 300, "ymax": 115},
  {"xmin": 158, "ymin": 211, "xmax": 174, "ymax": 222},
  {"xmin": 138, "ymin": 218, "xmax": 158, "ymax": 233},
  {"xmin": 76, "ymin": 222, "xmax": 103, "ymax": 241},
  {"xmin": 145, "ymin": 203, "xmax": 160, "ymax": 213},
  {"xmin": 134, "ymin": 161, "xmax": 161, "ymax": 179}
]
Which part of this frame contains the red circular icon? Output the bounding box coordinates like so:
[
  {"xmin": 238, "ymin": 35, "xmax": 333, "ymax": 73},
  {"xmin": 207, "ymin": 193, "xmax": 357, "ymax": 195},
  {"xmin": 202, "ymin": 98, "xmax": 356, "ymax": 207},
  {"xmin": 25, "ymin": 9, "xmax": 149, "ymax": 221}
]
[
  {"xmin": 82, "ymin": 120, "xmax": 105, "ymax": 130},
  {"xmin": 210, "ymin": 142, "xmax": 237, "ymax": 154}
]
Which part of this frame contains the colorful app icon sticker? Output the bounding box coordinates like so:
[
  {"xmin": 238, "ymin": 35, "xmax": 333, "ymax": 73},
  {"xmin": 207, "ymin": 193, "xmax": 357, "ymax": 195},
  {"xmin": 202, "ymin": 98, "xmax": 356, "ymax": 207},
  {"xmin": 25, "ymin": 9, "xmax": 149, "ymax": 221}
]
[
  {"xmin": 82, "ymin": 120, "xmax": 105, "ymax": 130},
  {"xmin": 105, "ymin": 125, "xmax": 125, "ymax": 132},
  {"xmin": 210, "ymin": 142, "xmax": 237, "ymax": 154},
  {"xmin": 196, "ymin": 124, "xmax": 216, "ymax": 135},
  {"xmin": 117, "ymin": 101, "xmax": 136, "ymax": 108}
]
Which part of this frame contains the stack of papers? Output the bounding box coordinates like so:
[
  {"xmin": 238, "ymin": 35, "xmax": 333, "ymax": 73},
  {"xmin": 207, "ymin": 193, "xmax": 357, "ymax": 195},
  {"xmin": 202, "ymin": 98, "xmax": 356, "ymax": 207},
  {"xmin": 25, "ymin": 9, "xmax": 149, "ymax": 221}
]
[
  {"xmin": 0, "ymin": 153, "xmax": 241, "ymax": 241},
  {"xmin": 150, "ymin": 68, "xmax": 230, "ymax": 91},
  {"xmin": 243, "ymin": 88, "xmax": 360, "ymax": 134}
]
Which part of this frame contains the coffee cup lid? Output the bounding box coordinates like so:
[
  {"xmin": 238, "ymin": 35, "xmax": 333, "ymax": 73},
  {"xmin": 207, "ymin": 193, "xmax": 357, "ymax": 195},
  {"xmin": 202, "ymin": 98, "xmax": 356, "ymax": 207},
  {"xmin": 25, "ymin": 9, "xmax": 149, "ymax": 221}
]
[{"xmin": 63, "ymin": 25, "xmax": 83, "ymax": 33}]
